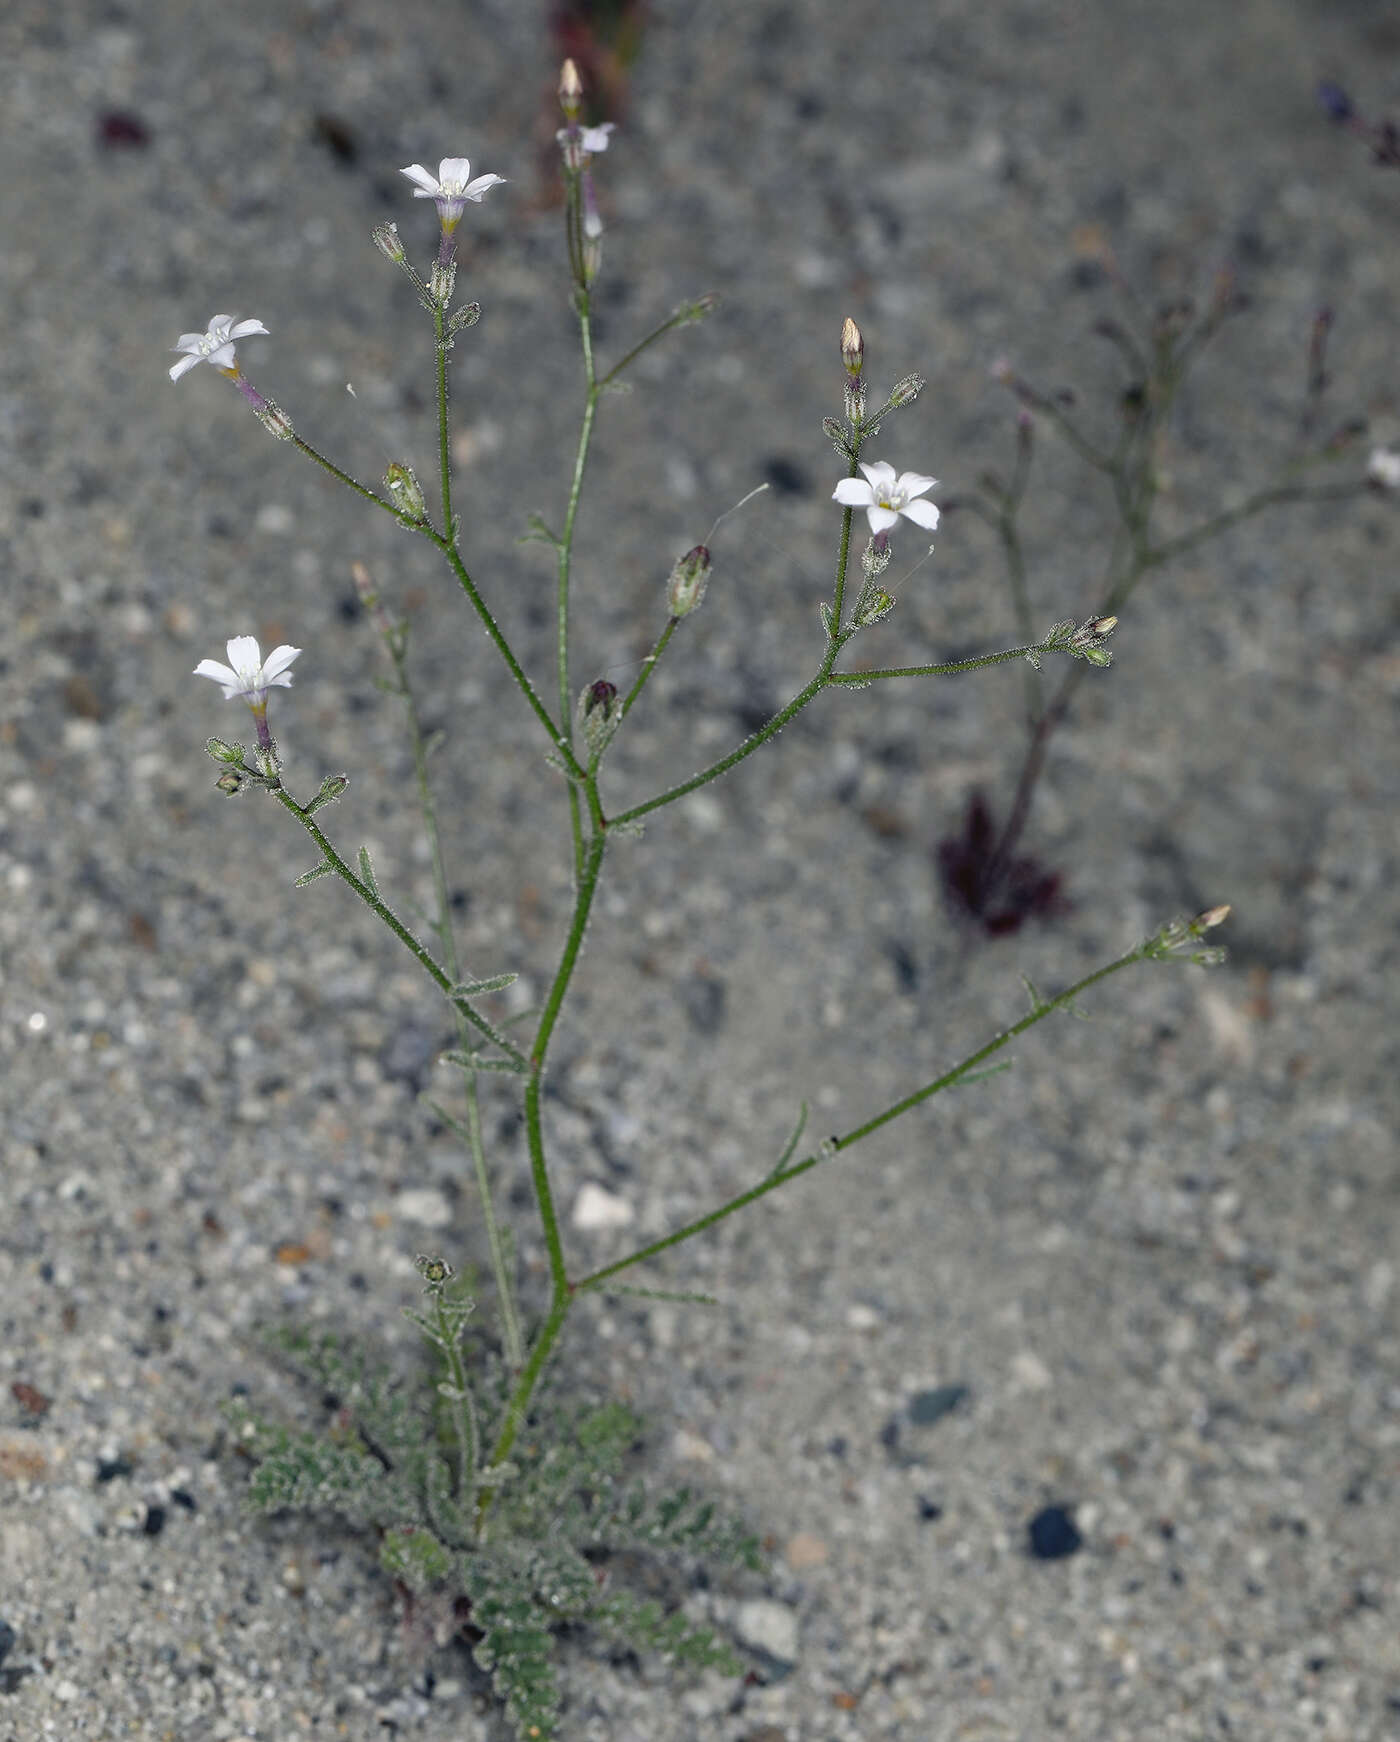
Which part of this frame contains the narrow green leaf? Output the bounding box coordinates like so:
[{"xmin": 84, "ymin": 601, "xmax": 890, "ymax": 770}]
[
  {"xmin": 357, "ymin": 845, "xmax": 379, "ymax": 899},
  {"xmin": 451, "ymin": 972, "xmax": 519, "ymax": 998},
  {"xmin": 294, "ymin": 862, "xmax": 335, "ymax": 887}
]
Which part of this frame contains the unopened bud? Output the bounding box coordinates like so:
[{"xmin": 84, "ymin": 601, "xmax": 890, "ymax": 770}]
[
  {"xmin": 666, "ymin": 544, "xmax": 711, "ymax": 618},
  {"xmin": 844, "ymin": 376, "xmax": 867, "ymax": 424},
  {"xmin": 840, "ymin": 316, "xmax": 864, "ymax": 377},
  {"xmin": 429, "ymin": 258, "xmax": 457, "ymax": 307},
  {"xmin": 853, "ymin": 586, "xmax": 895, "ymax": 628},
  {"xmin": 888, "ymin": 373, "xmax": 924, "ymax": 408},
  {"xmin": 255, "ymin": 400, "xmax": 295, "ymax": 440},
  {"xmin": 1196, "ymin": 904, "xmax": 1231, "ymax": 931},
  {"xmin": 206, "ymin": 737, "xmax": 246, "ymax": 766},
  {"xmin": 447, "ymin": 300, "xmax": 481, "ymax": 335},
  {"xmin": 319, "ymin": 774, "xmax": 349, "ymax": 802},
  {"xmin": 676, "ymin": 293, "xmax": 719, "ymax": 325},
  {"xmin": 559, "ymin": 58, "xmax": 583, "ymax": 120},
  {"xmin": 215, "ymin": 769, "xmax": 246, "ymax": 796},
  {"xmin": 1069, "ymin": 614, "xmax": 1117, "ymax": 665},
  {"xmin": 373, "ymin": 221, "xmax": 405, "ymax": 263},
  {"xmin": 577, "ymin": 677, "xmax": 621, "ymax": 758},
  {"xmin": 384, "ymin": 462, "xmax": 427, "ymax": 521}
]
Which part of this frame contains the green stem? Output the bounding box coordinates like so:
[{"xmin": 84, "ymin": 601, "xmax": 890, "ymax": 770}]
[
  {"xmin": 610, "ymin": 668, "xmax": 828, "ymax": 829},
  {"xmin": 290, "ymin": 437, "xmax": 402, "ymax": 520},
  {"xmin": 434, "ymin": 304, "xmax": 454, "ymax": 540},
  {"xmin": 575, "ymin": 933, "xmax": 1155, "ymax": 1291},
  {"xmin": 616, "ymin": 618, "xmax": 678, "ymax": 726},
  {"xmin": 826, "ymin": 640, "xmax": 1055, "ymax": 683},
  {"xmin": 596, "ymin": 308, "xmax": 703, "ymax": 390},
  {"xmin": 428, "ymin": 532, "xmax": 582, "ymax": 773},
  {"xmin": 382, "ymin": 627, "xmax": 526, "ymax": 1363},
  {"xmin": 272, "ymin": 785, "xmax": 526, "ymax": 1070},
  {"xmin": 558, "ymin": 299, "xmax": 600, "ymax": 883}
]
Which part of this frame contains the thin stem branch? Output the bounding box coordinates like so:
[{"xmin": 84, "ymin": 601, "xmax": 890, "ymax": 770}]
[{"xmin": 574, "ymin": 932, "xmax": 1158, "ymax": 1291}]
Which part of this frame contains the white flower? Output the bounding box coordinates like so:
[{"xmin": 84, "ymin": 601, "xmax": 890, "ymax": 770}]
[
  {"xmin": 832, "ymin": 461, "xmax": 940, "ymax": 536},
  {"xmin": 556, "ymin": 122, "xmax": 615, "ymax": 168},
  {"xmin": 1367, "ymin": 446, "xmax": 1400, "ymax": 489},
  {"xmin": 400, "ymin": 157, "xmax": 506, "ymax": 228},
  {"xmin": 169, "ymin": 314, "xmax": 270, "ymax": 383},
  {"xmin": 194, "ymin": 635, "xmax": 301, "ymax": 704}
]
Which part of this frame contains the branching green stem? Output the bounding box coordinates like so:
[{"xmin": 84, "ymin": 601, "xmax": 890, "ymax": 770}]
[{"xmin": 573, "ymin": 926, "xmax": 1165, "ymax": 1292}]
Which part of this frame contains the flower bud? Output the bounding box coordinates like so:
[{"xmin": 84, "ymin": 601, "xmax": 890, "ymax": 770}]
[
  {"xmin": 852, "ymin": 586, "xmax": 895, "ymax": 628},
  {"xmin": 215, "ymin": 769, "xmax": 247, "ymax": 796},
  {"xmin": 843, "ymin": 376, "xmax": 867, "ymax": 425},
  {"xmin": 447, "ymin": 301, "xmax": 481, "ymax": 335},
  {"xmin": 666, "ymin": 544, "xmax": 711, "ymax": 618},
  {"xmin": 373, "ymin": 221, "xmax": 405, "ymax": 263},
  {"xmin": 888, "ymin": 373, "xmax": 924, "ymax": 408},
  {"xmin": 840, "ymin": 316, "xmax": 864, "ymax": 377},
  {"xmin": 429, "ymin": 258, "xmax": 457, "ymax": 307},
  {"xmin": 1196, "ymin": 904, "xmax": 1231, "ymax": 931},
  {"xmin": 206, "ymin": 737, "xmax": 246, "ymax": 765},
  {"xmin": 559, "ymin": 58, "xmax": 583, "ymax": 120},
  {"xmin": 577, "ymin": 678, "xmax": 621, "ymax": 758},
  {"xmin": 320, "ymin": 774, "xmax": 349, "ymax": 802},
  {"xmin": 384, "ymin": 462, "xmax": 427, "ymax": 521},
  {"xmin": 255, "ymin": 400, "xmax": 295, "ymax": 440},
  {"xmin": 1069, "ymin": 614, "xmax": 1117, "ymax": 665}
]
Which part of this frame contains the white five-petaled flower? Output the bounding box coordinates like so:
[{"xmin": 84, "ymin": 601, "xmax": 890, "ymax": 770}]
[
  {"xmin": 194, "ymin": 636, "xmax": 301, "ymax": 705},
  {"xmin": 400, "ymin": 157, "xmax": 506, "ymax": 229},
  {"xmin": 169, "ymin": 315, "xmax": 270, "ymax": 383},
  {"xmin": 832, "ymin": 461, "xmax": 941, "ymax": 536}
]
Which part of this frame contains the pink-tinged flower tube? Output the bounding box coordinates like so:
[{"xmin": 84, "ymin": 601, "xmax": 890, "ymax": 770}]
[
  {"xmin": 194, "ymin": 636, "xmax": 300, "ymax": 705},
  {"xmin": 400, "ymin": 157, "xmax": 506, "ymax": 231},
  {"xmin": 832, "ymin": 461, "xmax": 941, "ymax": 536},
  {"xmin": 169, "ymin": 315, "xmax": 270, "ymax": 383}
]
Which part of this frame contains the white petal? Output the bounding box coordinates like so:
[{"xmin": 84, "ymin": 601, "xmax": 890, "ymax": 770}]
[
  {"xmin": 580, "ymin": 123, "xmax": 614, "ymax": 152},
  {"xmin": 857, "ymin": 460, "xmax": 897, "ymax": 493},
  {"xmin": 229, "ymin": 318, "xmax": 270, "ymax": 341},
  {"xmin": 260, "ymin": 645, "xmax": 301, "ymax": 684},
  {"xmin": 225, "ymin": 635, "xmax": 262, "ymax": 670},
  {"xmin": 437, "ymin": 156, "xmax": 472, "ymax": 186},
  {"xmin": 464, "ymin": 173, "xmax": 506, "ymax": 201},
  {"xmin": 206, "ymin": 313, "xmax": 238, "ymax": 331},
  {"xmin": 899, "ymin": 499, "xmax": 940, "ymax": 530},
  {"xmin": 169, "ymin": 353, "xmax": 203, "ymax": 381},
  {"xmin": 193, "ymin": 659, "xmax": 241, "ymax": 687},
  {"xmin": 205, "ymin": 342, "xmax": 237, "ymax": 370},
  {"xmin": 833, "ymin": 478, "xmax": 874, "ymax": 506},
  {"xmin": 894, "ymin": 471, "xmax": 937, "ymax": 498},
  {"xmin": 865, "ymin": 505, "xmax": 900, "ymax": 534},
  {"xmin": 401, "ymin": 163, "xmax": 440, "ymax": 194},
  {"xmin": 173, "ymin": 330, "xmax": 206, "ymax": 351}
]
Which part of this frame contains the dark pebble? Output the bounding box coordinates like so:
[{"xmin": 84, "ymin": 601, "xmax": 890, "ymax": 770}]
[{"xmin": 1028, "ymin": 1504, "xmax": 1082, "ymax": 1560}]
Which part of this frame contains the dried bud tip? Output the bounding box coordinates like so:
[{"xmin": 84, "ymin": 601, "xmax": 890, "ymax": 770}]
[
  {"xmin": 840, "ymin": 316, "xmax": 864, "ymax": 376},
  {"xmin": 1197, "ymin": 904, "xmax": 1231, "ymax": 931},
  {"xmin": 559, "ymin": 58, "xmax": 583, "ymax": 117},
  {"xmin": 888, "ymin": 373, "xmax": 924, "ymax": 407}
]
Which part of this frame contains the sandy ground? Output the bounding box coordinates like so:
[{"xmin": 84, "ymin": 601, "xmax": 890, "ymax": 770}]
[{"xmin": 2, "ymin": 1, "xmax": 1398, "ymax": 1737}]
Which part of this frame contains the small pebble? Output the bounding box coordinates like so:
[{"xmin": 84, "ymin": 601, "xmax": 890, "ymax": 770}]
[{"xmin": 571, "ymin": 1182, "xmax": 634, "ymax": 1230}]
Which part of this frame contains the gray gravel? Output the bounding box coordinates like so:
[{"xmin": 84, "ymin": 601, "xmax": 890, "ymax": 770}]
[{"xmin": 2, "ymin": 1, "xmax": 1398, "ymax": 1738}]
